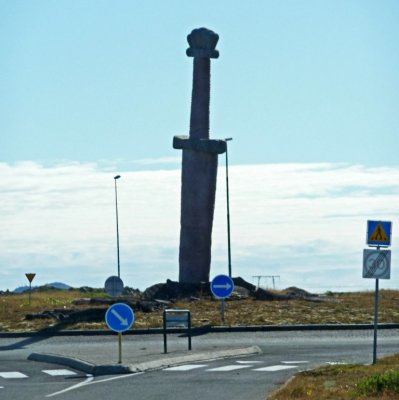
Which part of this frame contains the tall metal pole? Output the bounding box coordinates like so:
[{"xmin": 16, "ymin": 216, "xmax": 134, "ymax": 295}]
[
  {"xmin": 372, "ymin": 244, "xmax": 381, "ymax": 365},
  {"xmin": 28, "ymin": 281, "xmax": 32, "ymax": 305},
  {"xmin": 225, "ymin": 138, "xmax": 233, "ymax": 278},
  {"xmin": 114, "ymin": 175, "xmax": 121, "ymax": 278},
  {"xmin": 373, "ymin": 277, "xmax": 379, "ymax": 364}
]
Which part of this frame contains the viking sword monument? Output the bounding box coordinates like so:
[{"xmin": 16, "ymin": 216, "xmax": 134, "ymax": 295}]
[{"xmin": 173, "ymin": 28, "xmax": 226, "ymax": 284}]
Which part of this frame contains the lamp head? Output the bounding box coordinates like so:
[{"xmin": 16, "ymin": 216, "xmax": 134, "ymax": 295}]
[
  {"xmin": 225, "ymin": 137, "xmax": 233, "ymax": 142},
  {"xmin": 114, "ymin": 175, "xmax": 121, "ymax": 180}
]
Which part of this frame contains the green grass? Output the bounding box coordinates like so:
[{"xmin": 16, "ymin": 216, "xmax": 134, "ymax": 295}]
[
  {"xmin": 268, "ymin": 354, "xmax": 399, "ymax": 400},
  {"xmin": 356, "ymin": 370, "xmax": 399, "ymax": 396}
]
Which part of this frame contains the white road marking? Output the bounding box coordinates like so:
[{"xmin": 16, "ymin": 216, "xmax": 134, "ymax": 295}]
[
  {"xmin": 46, "ymin": 372, "xmax": 144, "ymax": 397},
  {"xmin": 46, "ymin": 374, "xmax": 93, "ymax": 397},
  {"xmin": 326, "ymin": 362, "xmax": 348, "ymax": 365},
  {"xmin": 0, "ymin": 372, "xmax": 28, "ymax": 379},
  {"xmin": 84, "ymin": 372, "xmax": 144, "ymax": 385},
  {"xmin": 254, "ymin": 365, "xmax": 298, "ymax": 372},
  {"xmin": 207, "ymin": 365, "xmax": 251, "ymax": 372},
  {"xmin": 164, "ymin": 365, "xmax": 208, "ymax": 371},
  {"xmin": 42, "ymin": 369, "xmax": 77, "ymax": 376},
  {"xmin": 281, "ymin": 361, "xmax": 309, "ymax": 364},
  {"xmin": 236, "ymin": 361, "xmax": 263, "ymax": 364}
]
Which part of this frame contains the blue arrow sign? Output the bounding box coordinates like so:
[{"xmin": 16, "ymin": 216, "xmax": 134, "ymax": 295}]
[
  {"xmin": 105, "ymin": 303, "xmax": 134, "ymax": 333},
  {"xmin": 210, "ymin": 275, "xmax": 234, "ymax": 299}
]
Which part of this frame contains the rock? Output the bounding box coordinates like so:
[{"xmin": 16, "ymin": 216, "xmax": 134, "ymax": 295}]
[
  {"xmin": 72, "ymin": 298, "xmax": 114, "ymax": 306},
  {"xmin": 254, "ymin": 288, "xmax": 291, "ymax": 301},
  {"xmin": 66, "ymin": 308, "xmax": 106, "ymax": 323},
  {"xmin": 142, "ymin": 279, "xmax": 209, "ymax": 300},
  {"xmin": 72, "ymin": 298, "xmax": 91, "ymax": 305},
  {"xmin": 122, "ymin": 286, "xmax": 142, "ymax": 297},
  {"xmin": 231, "ymin": 286, "xmax": 252, "ymax": 299},
  {"xmin": 154, "ymin": 299, "xmax": 172, "ymax": 306},
  {"xmin": 137, "ymin": 300, "xmax": 159, "ymax": 313},
  {"xmin": 25, "ymin": 312, "xmax": 54, "ymax": 321},
  {"xmin": 283, "ymin": 287, "xmax": 317, "ymax": 299},
  {"xmin": 25, "ymin": 308, "xmax": 106, "ymax": 324},
  {"xmin": 232, "ymin": 277, "xmax": 257, "ymax": 293}
]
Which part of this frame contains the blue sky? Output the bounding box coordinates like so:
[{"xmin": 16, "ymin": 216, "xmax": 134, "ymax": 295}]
[{"xmin": 1, "ymin": 1, "xmax": 398, "ymax": 292}]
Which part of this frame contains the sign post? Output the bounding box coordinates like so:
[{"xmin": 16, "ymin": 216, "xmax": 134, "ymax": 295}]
[
  {"xmin": 25, "ymin": 273, "xmax": 36, "ymax": 305},
  {"xmin": 363, "ymin": 220, "xmax": 392, "ymax": 364},
  {"xmin": 105, "ymin": 303, "xmax": 134, "ymax": 364},
  {"xmin": 210, "ymin": 275, "xmax": 234, "ymax": 322}
]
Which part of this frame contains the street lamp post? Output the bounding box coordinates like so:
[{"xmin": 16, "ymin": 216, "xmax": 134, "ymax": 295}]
[
  {"xmin": 225, "ymin": 138, "xmax": 233, "ymax": 277},
  {"xmin": 114, "ymin": 175, "xmax": 121, "ymax": 278}
]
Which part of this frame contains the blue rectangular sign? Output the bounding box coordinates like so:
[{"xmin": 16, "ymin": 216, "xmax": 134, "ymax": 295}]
[{"xmin": 366, "ymin": 220, "xmax": 392, "ymax": 247}]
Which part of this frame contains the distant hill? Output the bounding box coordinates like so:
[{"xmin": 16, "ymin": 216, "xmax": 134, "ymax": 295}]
[
  {"xmin": 13, "ymin": 282, "xmax": 71, "ymax": 293},
  {"xmin": 45, "ymin": 282, "xmax": 71, "ymax": 290},
  {"xmin": 13, "ymin": 286, "xmax": 31, "ymax": 294}
]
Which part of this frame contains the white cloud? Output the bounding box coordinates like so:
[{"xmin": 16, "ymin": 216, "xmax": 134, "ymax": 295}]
[{"xmin": 0, "ymin": 161, "xmax": 398, "ymax": 292}]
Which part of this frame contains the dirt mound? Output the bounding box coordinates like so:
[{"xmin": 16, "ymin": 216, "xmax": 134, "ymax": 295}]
[{"xmin": 142, "ymin": 279, "xmax": 210, "ymax": 300}]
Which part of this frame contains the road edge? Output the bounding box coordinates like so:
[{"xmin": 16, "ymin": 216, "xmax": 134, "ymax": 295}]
[{"xmin": 28, "ymin": 345, "xmax": 262, "ymax": 375}]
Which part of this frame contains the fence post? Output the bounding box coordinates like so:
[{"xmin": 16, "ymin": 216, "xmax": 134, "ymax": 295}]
[{"xmin": 163, "ymin": 309, "xmax": 167, "ymax": 354}]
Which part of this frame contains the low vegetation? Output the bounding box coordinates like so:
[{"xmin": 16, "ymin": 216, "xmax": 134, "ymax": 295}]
[
  {"xmin": 1, "ymin": 287, "xmax": 399, "ymax": 332},
  {"xmin": 268, "ymin": 354, "xmax": 399, "ymax": 400}
]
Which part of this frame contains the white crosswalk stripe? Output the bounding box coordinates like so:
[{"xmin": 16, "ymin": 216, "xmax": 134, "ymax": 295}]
[
  {"xmin": 0, "ymin": 372, "xmax": 28, "ymax": 379},
  {"xmin": 42, "ymin": 369, "xmax": 77, "ymax": 376},
  {"xmin": 163, "ymin": 365, "xmax": 208, "ymax": 371},
  {"xmin": 236, "ymin": 361, "xmax": 263, "ymax": 364},
  {"xmin": 282, "ymin": 361, "xmax": 309, "ymax": 364},
  {"xmin": 0, "ymin": 369, "xmax": 77, "ymax": 379},
  {"xmin": 162, "ymin": 360, "xmax": 310, "ymax": 373},
  {"xmin": 253, "ymin": 365, "xmax": 298, "ymax": 372},
  {"xmin": 207, "ymin": 365, "xmax": 251, "ymax": 372}
]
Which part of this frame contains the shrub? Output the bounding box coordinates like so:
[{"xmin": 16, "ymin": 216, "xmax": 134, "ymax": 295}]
[{"xmin": 356, "ymin": 370, "xmax": 399, "ymax": 395}]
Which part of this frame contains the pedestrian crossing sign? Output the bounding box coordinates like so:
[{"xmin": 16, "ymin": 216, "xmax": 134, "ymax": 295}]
[{"xmin": 367, "ymin": 220, "xmax": 392, "ymax": 247}]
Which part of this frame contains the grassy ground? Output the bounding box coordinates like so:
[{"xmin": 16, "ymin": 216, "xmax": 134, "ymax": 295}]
[
  {"xmin": 1, "ymin": 288, "xmax": 398, "ymax": 399},
  {"xmin": 1, "ymin": 288, "xmax": 399, "ymax": 332},
  {"xmin": 268, "ymin": 354, "xmax": 399, "ymax": 400}
]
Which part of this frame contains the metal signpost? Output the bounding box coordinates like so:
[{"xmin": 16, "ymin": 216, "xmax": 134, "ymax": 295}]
[
  {"xmin": 105, "ymin": 303, "xmax": 135, "ymax": 364},
  {"xmin": 25, "ymin": 273, "xmax": 36, "ymax": 305},
  {"xmin": 113, "ymin": 175, "xmax": 121, "ymax": 278},
  {"xmin": 163, "ymin": 309, "xmax": 192, "ymax": 353},
  {"xmin": 224, "ymin": 137, "xmax": 233, "ymax": 278},
  {"xmin": 363, "ymin": 220, "xmax": 393, "ymax": 364},
  {"xmin": 210, "ymin": 275, "xmax": 234, "ymax": 322}
]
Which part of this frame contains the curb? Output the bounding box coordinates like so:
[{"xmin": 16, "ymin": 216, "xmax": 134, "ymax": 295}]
[
  {"xmin": 2, "ymin": 323, "xmax": 399, "ymax": 338},
  {"xmin": 127, "ymin": 345, "xmax": 262, "ymax": 373},
  {"xmin": 28, "ymin": 345, "xmax": 262, "ymax": 375}
]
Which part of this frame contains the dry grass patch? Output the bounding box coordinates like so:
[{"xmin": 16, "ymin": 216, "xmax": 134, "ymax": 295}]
[
  {"xmin": 1, "ymin": 289, "xmax": 399, "ymax": 332},
  {"xmin": 268, "ymin": 354, "xmax": 399, "ymax": 400}
]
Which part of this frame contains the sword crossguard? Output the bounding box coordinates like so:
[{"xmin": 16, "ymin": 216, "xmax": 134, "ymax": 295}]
[{"xmin": 173, "ymin": 135, "xmax": 226, "ymax": 154}]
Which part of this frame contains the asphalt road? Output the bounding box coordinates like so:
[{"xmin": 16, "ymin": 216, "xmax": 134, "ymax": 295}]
[{"xmin": 1, "ymin": 329, "xmax": 399, "ymax": 400}]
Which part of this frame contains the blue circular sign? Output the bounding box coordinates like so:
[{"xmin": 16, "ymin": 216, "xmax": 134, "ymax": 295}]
[
  {"xmin": 210, "ymin": 275, "xmax": 234, "ymax": 299},
  {"xmin": 105, "ymin": 303, "xmax": 135, "ymax": 333}
]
